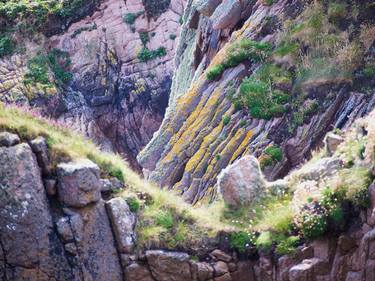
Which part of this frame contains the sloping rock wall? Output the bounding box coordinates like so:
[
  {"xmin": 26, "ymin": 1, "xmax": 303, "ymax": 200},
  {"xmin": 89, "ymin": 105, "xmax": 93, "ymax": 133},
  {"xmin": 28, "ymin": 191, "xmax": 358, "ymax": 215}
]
[{"xmin": 138, "ymin": 0, "xmax": 375, "ymax": 203}]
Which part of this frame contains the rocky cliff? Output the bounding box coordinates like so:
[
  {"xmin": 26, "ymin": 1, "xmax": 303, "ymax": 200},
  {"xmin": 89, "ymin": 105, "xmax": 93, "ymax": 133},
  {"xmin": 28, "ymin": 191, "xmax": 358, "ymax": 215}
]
[
  {"xmin": 1, "ymin": 93, "xmax": 375, "ymax": 281},
  {"xmin": 138, "ymin": 0, "xmax": 375, "ymax": 203},
  {"xmin": 0, "ymin": 0, "xmax": 185, "ymax": 169}
]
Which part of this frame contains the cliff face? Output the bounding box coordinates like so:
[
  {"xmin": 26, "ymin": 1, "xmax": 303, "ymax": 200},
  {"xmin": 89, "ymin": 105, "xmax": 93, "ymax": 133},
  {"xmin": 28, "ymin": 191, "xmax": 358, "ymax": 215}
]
[
  {"xmin": 0, "ymin": 0, "xmax": 185, "ymax": 169},
  {"xmin": 1, "ymin": 105, "xmax": 375, "ymax": 281},
  {"xmin": 138, "ymin": 0, "xmax": 375, "ymax": 203}
]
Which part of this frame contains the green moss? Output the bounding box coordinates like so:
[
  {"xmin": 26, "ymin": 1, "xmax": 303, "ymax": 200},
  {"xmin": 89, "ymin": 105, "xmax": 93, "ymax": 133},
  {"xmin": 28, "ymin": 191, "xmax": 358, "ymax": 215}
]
[
  {"xmin": 275, "ymin": 236, "xmax": 300, "ymax": 255},
  {"xmin": 265, "ymin": 146, "xmax": 283, "ymax": 162},
  {"xmin": 255, "ymin": 231, "xmax": 273, "ymax": 251}
]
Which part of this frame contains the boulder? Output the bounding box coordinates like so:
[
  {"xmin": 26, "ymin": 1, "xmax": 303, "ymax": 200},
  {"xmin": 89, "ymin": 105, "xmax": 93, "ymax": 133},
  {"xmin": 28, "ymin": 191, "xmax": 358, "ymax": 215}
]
[
  {"xmin": 146, "ymin": 250, "xmax": 191, "ymax": 281},
  {"xmin": 294, "ymin": 157, "xmax": 343, "ymax": 182},
  {"xmin": 29, "ymin": 136, "xmax": 52, "ymax": 175},
  {"xmin": 0, "ymin": 131, "xmax": 20, "ymax": 147},
  {"xmin": 214, "ymin": 261, "xmax": 229, "ymax": 276},
  {"xmin": 196, "ymin": 0, "xmax": 222, "ymax": 16},
  {"xmin": 101, "ymin": 177, "xmax": 124, "ymax": 193},
  {"xmin": 56, "ymin": 159, "xmax": 102, "ymax": 207},
  {"xmin": 210, "ymin": 249, "xmax": 232, "ymax": 262},
  {"xmin": 125, "ymin": 263, "xmax": 154, "ymax": 281},
  {"xmin": 106, "ymin": 197, "xmax": 137, "ymax": 254},
  {"xmin": 211, "ymin": 0, "xmax": 242, "ymax": 30},
  {"xmin": 218, "ymin": 155, "xmax": 266, "ymax": 208},
  {"xmin": 230, "ymin": 261, "xmax": 255, "ymax": 281},
  {"xmin": 325, "ymin": 133, "xmax": 344, "ymax": 156}
]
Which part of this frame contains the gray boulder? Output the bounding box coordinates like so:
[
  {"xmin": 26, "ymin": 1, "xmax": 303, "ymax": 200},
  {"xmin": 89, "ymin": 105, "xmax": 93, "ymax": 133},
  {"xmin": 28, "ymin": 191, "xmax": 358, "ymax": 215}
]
[
  {"xmin": 211, "ymin": 0, "xmax": 242, "ymax": 30},
  {"xmin": 218, "ymin": 155, "xmax": 266, "ymax": 208},
  {"xmin": 106, "ymin": 197, "xmax": 137, "ymax": 254},
  {"xmin": 29, "ymin": 136, "xmax": 52, "ymax": 175},
  {"xmin": 196, "ymin": 0, "xmax": 222, "ymax": 16},
  {"xmin": 56, "ymin": 159, "xmax": 102, "ymax": 207},
  {"xmin": 0, "ymin": 131, "xmax": 20, "ymax": 147},
  {"xmin": 146, "ymin": 250, "xmax": 191, "ymax": 281},
  {"xmin": 324, "ymin": 133, "xmax": 344, "ymax": 156}
]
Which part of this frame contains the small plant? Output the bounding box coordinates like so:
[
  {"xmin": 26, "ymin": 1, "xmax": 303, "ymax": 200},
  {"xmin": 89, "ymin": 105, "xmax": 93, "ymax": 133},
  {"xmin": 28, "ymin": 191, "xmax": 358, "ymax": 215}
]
[
  {"xmin": 137, "ymin": 47, "xmax": 167, "ymax": 62},
  {"xmin": 328, "ymin": 2, "xmax": 347, "ymax": 23},
  {"xmin": 275, "ymin": 236, "xmax": 300, "ymax": 255},
  {"xmin": 139, "ymin": 32, "xmax": 149, "ymax": 46},
  {"xmin": 0, "ymin": 35, "xmax": 15, "ymax": 58},
  {"xmin": 156, "ymin": 209, "xmax": 174, "ymax": 229},
  {"xmin": 255, "ymin": 231, "xmax": 273, "ymax": 252},
  {"xmin": 123, "ymin": 11, "xmax": 143, "ymax": 25},
  {"xmin": 222, "ymin": 115, "xmax": 231, "ymax": 126},
  {"xmin": 229, "ymin": 231, "xmax": 253, "ymax": 253},
  {"xmin": 295, "ymin": 202, "xmax": 327, "ymax": 240},
  {"xmin": 206, "ymin": 64, "xmax": 225, "ymax": 80},
  {"xmin": 169, "ymin": 34, "xmax": 177, "ymax": 40},
  {"xmin": 125, "ymin": 196, "xmax": 140, "ymax": 212}
]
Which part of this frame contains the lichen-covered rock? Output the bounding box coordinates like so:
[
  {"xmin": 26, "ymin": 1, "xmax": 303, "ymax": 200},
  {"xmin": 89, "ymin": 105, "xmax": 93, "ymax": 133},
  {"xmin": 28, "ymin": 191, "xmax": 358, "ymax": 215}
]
[
  {"xmin": 146, "ymin": 250, "xmax": 192, "ymax": 281},
  {"xmin": 56, "ymin": 159, "xmax": 102, "ymax": 207},
  {"xmin": 0, "ymin": 131, "xmax": 20, "ymax": 147},
  {"xmin": 0, "ymin": 143, "xmax": 73, "ymax": 280},
  {"xmin": 106, "ymin": 197, "xmax": 137, "ymax": 254},
  {"xmin": 325, "ymin": 133, "xmax": 344, "ymax": 156},
  {"xmin": 218, "ymin": 155, "xmax": 266, "ymax": 207}
]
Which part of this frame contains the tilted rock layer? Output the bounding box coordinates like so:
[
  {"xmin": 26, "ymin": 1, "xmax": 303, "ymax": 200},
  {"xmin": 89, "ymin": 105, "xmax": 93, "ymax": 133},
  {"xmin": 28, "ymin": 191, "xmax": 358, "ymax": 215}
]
[{"xmin": 138, "ymin": 0, "xmax": 375, "ymax": 203}]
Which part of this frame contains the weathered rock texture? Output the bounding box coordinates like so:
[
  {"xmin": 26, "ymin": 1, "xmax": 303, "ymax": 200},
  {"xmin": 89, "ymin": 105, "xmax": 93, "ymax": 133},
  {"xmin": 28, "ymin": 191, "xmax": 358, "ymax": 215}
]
[
  {"xmin": 0, "ymin": 0, "xmax": 185, "ymax": 169},
  {"xmin": 138, "ymin": 0, "xmax": 375, "ymax": 203}
]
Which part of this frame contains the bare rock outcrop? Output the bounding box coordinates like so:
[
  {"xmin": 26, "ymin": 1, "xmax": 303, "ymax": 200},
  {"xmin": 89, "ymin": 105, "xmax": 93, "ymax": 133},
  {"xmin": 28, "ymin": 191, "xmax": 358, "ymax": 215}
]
[{"xmin": 217, "ymin": 155, "xmax": 266, "ymax": 208}]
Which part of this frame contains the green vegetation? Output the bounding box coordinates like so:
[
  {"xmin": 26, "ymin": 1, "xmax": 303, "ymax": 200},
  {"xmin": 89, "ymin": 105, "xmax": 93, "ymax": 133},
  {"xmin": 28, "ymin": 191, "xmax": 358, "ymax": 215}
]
[
  {"xmin": 139, "ymin": 32, "xmax": 149, "ymax": 46},
  {"xmin": 222, "ymin": 115, "xmax": 231, "ymax": 126},
  {"xmin": 71, "ymin": 23, "xmax": 97, "ymax": 38},
  {"xmin": 327, "ymin": 2, "xmax": 347, "ymax": 23},
  {"xmin": 0, "ymin": 35, "xmax": 15, "ymax": 58},
  {"xmin": 238, "ymin": 64, "xmax": 291, "ymax": 119},
  {"xmin": 24, "ymin": 49, "xmax": 72, "ymax": 88},
  {"xmin": 125, "ymin": 196, "xmax": 141, "ymax": 212},
  {"xmin": 169, "ymin": 34, "xmax": 177, "ymax": 40},
  {"xmin": 123, "ymin": 11, "xmax": 143, "ymax": 25},
  {"xmin": 229, "ymin": 231, "xmax": 253, "ymax": 253},
  {"xmin": 137, "ymin": 47, "xmax": 167, "ymax": 62},
  {"xmin": 0, "ymin": 0, "xmax": 90, "ymax": 33},
  {"xmin": 206, "ymin": 39, "xmax": 272, "ymax": 81},
  {"xmin": 260, "ymin": 145, "xmax": 283, "ymax": 168}
]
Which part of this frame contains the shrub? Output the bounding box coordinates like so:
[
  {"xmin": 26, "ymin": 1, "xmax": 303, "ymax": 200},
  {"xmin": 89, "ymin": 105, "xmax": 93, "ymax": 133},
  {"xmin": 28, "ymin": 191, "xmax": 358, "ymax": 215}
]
[
  {"xmin": 169, "ymin": 34, "xmax": 176, "ymax": 40},
  {"xmin": 0, "ymin": 35, "xmax": 15, "ymax": 58},
  {"xmin": 328, "ymin": 2, "xmax": 347, "ymax": 23},
  {"xmin": 275, "ymin": 236, "xmax": 300, "ymax": 255},
  {"xmin": 224, "ymin": 39, "xmax": 272, "ymax": 68},
  {"xmin": 206, "ymin": 64, "xmax": 225, "ymax": 80},
  {"xmin": 264, "ymin": 146, "xmax": 283, "ymax": 162},
  {"xmin": 123, "ymin": 11, "xmax": 143, "ymax": 24},
  {"xmin": 126, "ymin": 196, "xmax": 140, "ymax": 212},
  {"xmin": 138, "ymin": 47, "xmax": 167, "ymax": 62},
  {"xmin": 333, "ymin": 167, "xmax": 372, "ymax": 208},
  {"xmin": 229, "ymin": 231, "xmax": 252, "ymax": 253},
  {"xmin": 295, "ymin": 202, "xmax": 327, "ymax": 240},
  {"xmin": 363, "ymin": 64, "xmax": 375, "ymax": 78},
  {"xmin": 255, "ymin": 231, "xmax": 273, "ymax": 252},
  {"xmin": 24, "ymin": 49, "xmax": 72, "ymax": 87},
  {"xmin": 222, "ymin": 115, "xmax": 231, "ymax": 126},
  {"xmin": 139, "ymin": 32, "xmax": 149, "ymax": 46}
]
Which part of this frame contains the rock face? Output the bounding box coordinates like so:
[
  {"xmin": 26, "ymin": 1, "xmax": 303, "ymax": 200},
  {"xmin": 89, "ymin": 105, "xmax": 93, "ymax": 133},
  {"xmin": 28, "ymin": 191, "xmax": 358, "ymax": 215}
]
[
  {"xmin": 138, "ymin": 0, "xmax": 375, "ymax": 203},
  {"xmin": 217, "ymin": 155, "xmax": 266, "ymax": 207},
  {"xmin": 56, "ymin": 159, "xmax": 102, "ymax": 207},
  {"xmin": 0, "ymin": 0, "xmax": 186, "ymax": 169}
]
